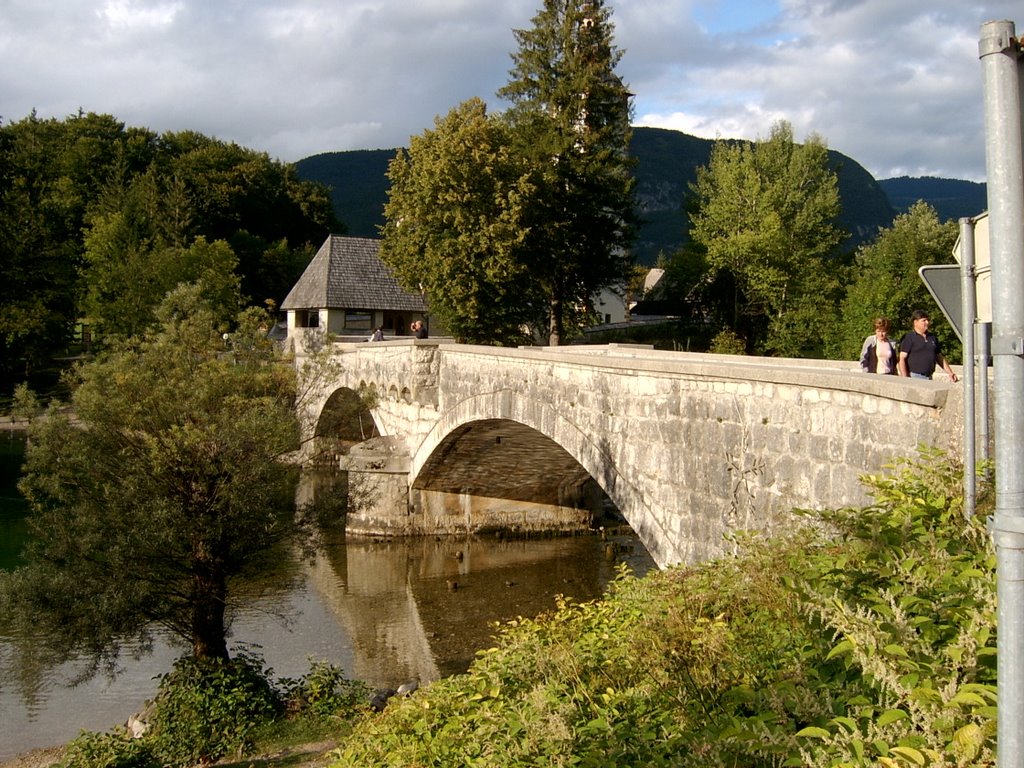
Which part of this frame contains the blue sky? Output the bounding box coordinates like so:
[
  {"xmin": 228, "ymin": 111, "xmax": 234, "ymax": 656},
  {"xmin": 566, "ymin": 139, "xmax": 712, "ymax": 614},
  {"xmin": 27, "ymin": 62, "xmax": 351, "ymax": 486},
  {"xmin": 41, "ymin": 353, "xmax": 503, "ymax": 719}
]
[
  {"xmin": 692, "ymin": 0, "xmax": 782, "ymax": 37},
  {"xmin": 0, "ymin": 0, "xmax": 1018, "ymax": 181}
]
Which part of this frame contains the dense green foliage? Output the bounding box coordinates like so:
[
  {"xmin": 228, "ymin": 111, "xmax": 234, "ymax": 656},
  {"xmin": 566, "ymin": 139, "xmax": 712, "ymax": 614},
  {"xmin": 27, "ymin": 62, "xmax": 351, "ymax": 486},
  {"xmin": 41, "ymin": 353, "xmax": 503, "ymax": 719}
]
[
  {"xmin": 0, "ymin": 287, "xmax": 303, "ymax": 666},
  {"xmin": 0, "ymin": 110, "xmax": 338, "ymax": 386},
  {"xmin": 144, "ymin": 651, "xmax": 282, "ymax": 765},
  {"xmin": 381, "ymin": 99, "xmax": 539, "ymax": 344},
  {"xmin": 831, "ymin": 202, "xmax": 960, "ymax": 362},
  {"xmin": 57, "ymin": 653, "xmax": 369, "ymax": 768},
  {"xmin": 295, "ymin": 148, "xmax": 395, "ymax": 238},
  {"xmin": 331, "ymin": 452, "xmax": 995, "ymax": 767},
  {"xmin": 686, "ymin": 122, "xmax": 847, "ymax": 356}
]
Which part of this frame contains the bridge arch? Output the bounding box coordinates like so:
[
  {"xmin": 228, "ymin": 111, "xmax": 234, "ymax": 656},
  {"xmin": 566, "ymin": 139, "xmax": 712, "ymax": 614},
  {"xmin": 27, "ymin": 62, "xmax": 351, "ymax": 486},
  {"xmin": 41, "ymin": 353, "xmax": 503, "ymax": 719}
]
[
  {"xmin": 411, "ymin": 388, "xmax": 670, "ymax": 561},
  {"xmin": 310, "ymin": 385, "xmax": 380, "ymax": 460}
]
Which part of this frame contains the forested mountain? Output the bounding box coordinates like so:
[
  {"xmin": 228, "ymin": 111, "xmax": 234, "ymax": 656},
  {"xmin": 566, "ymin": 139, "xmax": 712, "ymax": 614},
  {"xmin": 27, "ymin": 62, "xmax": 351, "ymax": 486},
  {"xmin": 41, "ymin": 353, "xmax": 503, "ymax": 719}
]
[
  {"xmin": 877, "ymin": 176, "xmax": 987, "ymax": 221},
  {"xmin": 295, "ymin": 148, "xmax": 395, "ymax": 241},
  {"xmin": 296, "ymin": 126, "xmax": 899, "ymax": 265}
]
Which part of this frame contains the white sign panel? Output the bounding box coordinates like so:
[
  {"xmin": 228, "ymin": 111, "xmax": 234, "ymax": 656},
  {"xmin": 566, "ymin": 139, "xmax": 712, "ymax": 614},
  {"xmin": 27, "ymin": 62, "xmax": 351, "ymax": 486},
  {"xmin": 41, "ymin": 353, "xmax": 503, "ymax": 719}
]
[{"xmin": 952, "ymin": 212, "xmax": 993, "ymax": 322}]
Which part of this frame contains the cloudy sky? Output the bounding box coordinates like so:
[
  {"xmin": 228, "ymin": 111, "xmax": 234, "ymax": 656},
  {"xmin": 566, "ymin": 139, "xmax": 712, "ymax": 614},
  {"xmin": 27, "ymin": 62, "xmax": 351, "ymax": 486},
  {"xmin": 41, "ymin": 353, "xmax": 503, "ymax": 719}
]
[{"xmin": 1, "ymin": 0, "xmax": 1019, "ymax": 181}]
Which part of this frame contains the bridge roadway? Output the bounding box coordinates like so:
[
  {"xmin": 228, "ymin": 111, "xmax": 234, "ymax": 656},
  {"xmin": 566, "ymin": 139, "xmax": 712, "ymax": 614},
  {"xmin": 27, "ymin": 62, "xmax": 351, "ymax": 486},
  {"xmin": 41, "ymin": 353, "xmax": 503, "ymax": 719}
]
[{"xmin": 295, "ymin": 335, "xmax": 961, "ymax": 568}]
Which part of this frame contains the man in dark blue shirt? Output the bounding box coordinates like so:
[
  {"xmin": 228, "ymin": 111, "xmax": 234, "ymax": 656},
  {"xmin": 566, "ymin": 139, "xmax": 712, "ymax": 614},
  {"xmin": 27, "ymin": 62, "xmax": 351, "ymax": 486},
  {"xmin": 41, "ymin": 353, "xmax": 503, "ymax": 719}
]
[{"xmin": 898, "ymin": 309, "xmax": 958, "ymax": 381}]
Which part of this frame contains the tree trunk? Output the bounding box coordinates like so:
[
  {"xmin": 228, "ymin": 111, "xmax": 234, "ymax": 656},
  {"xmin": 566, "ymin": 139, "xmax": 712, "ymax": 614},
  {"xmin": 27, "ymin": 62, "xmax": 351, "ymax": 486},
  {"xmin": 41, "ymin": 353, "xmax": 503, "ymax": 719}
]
[
  {"xmin": 190, "ymin": 561, "xmax": 229, "ymax": 660},
  {"xmin": 548, "ymin": 294, "xmax": 564, "ymax": 346}
]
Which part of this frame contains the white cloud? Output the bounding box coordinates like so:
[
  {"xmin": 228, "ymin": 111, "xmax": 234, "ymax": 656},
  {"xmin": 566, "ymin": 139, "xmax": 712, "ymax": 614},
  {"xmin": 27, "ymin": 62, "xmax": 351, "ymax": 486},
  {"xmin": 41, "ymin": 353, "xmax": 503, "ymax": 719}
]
[
  {"xmin": 0, "ymin": 0, "xmax": 1019, "ymax": 179},
  {"xmin": 97, "ymin": 0, "xmax": 183, "ymax": 31}
]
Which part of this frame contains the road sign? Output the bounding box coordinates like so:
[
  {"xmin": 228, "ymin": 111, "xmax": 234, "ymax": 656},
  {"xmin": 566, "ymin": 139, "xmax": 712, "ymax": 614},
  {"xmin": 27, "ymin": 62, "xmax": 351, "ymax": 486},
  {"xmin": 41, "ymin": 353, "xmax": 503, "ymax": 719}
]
[{"xmin": 918, "ymin": 264, "xmax": 965, "ymax": 342}]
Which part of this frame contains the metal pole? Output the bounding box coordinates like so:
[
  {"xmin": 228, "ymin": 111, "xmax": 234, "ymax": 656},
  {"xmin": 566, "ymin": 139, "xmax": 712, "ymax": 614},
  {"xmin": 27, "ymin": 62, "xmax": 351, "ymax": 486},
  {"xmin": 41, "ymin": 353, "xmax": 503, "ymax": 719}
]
[
  {"xmin": 960, "ymin": 218, "xmax": 977, "ymax": 519},
  {"xmin": 980, "ymin": 19, "xmax": 1024, "ymax": 768},
  {"xmin": 979, "ymin": 321, "xmax": 992, "ymax": 465}
]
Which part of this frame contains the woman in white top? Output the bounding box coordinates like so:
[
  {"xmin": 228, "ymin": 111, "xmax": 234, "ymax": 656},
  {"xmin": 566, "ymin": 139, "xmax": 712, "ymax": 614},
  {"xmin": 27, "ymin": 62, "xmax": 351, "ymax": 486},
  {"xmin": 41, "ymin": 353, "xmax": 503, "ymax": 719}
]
[{"xmin": 859, "ymin": 317, "xmax": 898, "ymax": 375}]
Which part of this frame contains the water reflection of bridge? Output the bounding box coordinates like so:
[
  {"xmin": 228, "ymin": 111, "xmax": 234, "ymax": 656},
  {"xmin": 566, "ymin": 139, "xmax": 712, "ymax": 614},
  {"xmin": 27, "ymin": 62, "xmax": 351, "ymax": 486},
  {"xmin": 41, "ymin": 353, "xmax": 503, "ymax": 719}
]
[{"xmin": 302, "ymin": 532, "xmax": 649, "ymax": 687}]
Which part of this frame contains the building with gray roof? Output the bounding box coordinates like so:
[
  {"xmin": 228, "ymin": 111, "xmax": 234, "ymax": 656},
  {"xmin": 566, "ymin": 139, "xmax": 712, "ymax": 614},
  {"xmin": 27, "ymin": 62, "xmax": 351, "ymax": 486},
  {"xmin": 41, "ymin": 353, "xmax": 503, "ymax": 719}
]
[{"xmin": 281, "ymin": 235, "xmax": 428, "ymax": 340}]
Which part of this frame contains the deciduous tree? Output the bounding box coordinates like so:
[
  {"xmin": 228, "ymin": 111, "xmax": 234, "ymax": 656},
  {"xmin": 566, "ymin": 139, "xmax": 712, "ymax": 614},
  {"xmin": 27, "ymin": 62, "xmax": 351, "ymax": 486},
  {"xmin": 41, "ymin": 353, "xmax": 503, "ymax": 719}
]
[
  {"xmin": 380, "ymin": 99, "xmax": 539, "ymax": 344},
  {"xmin": 1, "ymin": 286, "xmax": 304, "ymax": 667},
  {"xmin": 688, "ymin": 122, "xmax": 847, "ymax": 356},
  {"xmin": 0, "ymin": 111, "xmax": 337, "ymax": 385}
]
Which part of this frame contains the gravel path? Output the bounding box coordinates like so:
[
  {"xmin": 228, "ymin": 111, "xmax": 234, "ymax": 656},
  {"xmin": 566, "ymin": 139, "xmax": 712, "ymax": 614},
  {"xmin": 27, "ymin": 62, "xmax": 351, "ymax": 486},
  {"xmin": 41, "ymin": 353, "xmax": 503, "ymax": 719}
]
[{"xmin": 0, "ymin": 746, "xmax": 65, "ymax": 768}]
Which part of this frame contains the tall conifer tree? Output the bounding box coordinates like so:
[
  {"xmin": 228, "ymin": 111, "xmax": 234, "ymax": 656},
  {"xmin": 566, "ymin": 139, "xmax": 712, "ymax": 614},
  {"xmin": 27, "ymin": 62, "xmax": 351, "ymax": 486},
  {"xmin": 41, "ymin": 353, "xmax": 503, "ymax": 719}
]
[{"xmin": 498, "ymin": 0, "xmax": 636, "ymax": 345}]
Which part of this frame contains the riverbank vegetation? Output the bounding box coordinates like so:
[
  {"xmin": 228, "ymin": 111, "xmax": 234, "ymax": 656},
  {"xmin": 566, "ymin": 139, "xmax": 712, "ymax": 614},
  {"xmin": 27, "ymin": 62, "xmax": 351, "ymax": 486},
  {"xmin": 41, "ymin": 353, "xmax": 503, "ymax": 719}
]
[
  {"xmin": 0, "ymin": 109, "xmax": 337, "ymax": 394},
  {"xmin": 329, "ymin": 450, "xmax": 995, "ymax": 767},
  {"xmin": 40, "ymin": 450, "xmax": 994, "ymax": 768}
]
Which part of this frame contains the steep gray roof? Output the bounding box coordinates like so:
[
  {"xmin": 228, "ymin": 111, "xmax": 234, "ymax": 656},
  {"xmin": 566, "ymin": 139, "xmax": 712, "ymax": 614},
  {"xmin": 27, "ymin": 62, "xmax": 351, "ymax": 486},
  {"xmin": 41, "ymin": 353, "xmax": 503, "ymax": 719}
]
[{"xmin": 281, "ymin": 236, "xmax": 426, "ymax": 312}]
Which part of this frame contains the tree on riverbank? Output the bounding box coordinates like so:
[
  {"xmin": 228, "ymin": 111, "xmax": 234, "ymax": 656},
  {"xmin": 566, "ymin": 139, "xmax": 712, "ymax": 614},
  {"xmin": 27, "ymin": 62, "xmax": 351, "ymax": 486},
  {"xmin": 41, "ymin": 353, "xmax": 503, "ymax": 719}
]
[{"xmin": 0, "ymin": 285, "xmax": 304, "ymax": 666}]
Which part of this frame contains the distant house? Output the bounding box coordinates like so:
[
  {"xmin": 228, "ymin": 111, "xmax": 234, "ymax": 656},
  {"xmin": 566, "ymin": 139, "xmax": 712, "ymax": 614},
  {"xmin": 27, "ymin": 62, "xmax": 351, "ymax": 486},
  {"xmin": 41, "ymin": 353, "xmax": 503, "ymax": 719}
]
[
  {"xmin": 281, "ymin": 235, "xmax": 428, "ymax": 340},
  {"xmin": 594, "ymin": 284, "xmax": 629, "ymax": 326},
  {"xmin": 586, "ymin": 268, "xmax": 669, "ymax": 333}
]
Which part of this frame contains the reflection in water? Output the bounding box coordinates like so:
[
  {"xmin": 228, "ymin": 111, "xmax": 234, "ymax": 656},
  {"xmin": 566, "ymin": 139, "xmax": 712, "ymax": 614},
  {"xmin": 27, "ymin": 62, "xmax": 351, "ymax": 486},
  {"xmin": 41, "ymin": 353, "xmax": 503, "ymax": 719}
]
[
  {"xmin": 311, "ymin": 532, "xmax": 651, "ymax": 687},
  {"xmin": 1, "ymin": 518, "xmax": 653, "ymax": 760}
]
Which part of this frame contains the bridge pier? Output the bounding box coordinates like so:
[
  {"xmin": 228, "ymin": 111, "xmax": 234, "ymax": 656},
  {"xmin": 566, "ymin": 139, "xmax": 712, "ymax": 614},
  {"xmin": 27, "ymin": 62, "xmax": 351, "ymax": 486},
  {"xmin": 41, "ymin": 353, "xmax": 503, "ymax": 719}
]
[{"xmin": 339, "ymin": 437, "xmax": 415, "ymax": 536}]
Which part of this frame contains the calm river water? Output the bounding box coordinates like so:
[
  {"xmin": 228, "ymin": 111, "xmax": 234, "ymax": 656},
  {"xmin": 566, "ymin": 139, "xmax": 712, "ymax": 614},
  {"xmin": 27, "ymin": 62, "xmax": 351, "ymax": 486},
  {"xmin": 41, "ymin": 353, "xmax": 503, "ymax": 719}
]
[{"xmin": 0, "ymin": 433, "xmax": 654, "ymax": 760}]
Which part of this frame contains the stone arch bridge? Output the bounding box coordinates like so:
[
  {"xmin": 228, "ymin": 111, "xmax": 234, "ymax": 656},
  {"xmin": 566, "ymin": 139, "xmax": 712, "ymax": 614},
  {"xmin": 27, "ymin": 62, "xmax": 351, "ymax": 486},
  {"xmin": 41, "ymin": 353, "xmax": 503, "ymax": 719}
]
[{"xmin": 295, "ymin": 337, "xmax": 960, "ymax": 568}]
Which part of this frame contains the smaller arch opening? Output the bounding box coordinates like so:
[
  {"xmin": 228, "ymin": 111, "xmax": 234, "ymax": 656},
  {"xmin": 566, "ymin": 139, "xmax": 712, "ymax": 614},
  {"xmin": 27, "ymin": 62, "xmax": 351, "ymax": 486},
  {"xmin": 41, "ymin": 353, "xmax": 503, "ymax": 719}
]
[{"xmin": 313, "ymin": 387, "xmax": 380, "ymax": 464}]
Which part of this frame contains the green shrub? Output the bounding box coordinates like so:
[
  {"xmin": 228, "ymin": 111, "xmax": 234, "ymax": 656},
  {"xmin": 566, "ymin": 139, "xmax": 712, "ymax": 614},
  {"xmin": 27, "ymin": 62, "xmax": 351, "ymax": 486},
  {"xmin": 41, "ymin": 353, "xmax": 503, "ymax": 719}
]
[
  {"xmin": 58, "ymin": 730, "xmax": 156, "ymax": 768},
  {"xmin": 279, "ymin": 659, "xmax": 371, "ymax": 718},
  {"xmin": 52, "ymin": 652, "xmax": 370, "ymax": 768},
  {"xmin": 146, "ymin": 649, "xmax": 282, "ymax": 766},
  {"xmin": 709, "ymin": 328, "xmax": 746, "ymax": 354},
  {"xmin": 783, "ymin": 450, "xmax": 997, "ymax": 766}
]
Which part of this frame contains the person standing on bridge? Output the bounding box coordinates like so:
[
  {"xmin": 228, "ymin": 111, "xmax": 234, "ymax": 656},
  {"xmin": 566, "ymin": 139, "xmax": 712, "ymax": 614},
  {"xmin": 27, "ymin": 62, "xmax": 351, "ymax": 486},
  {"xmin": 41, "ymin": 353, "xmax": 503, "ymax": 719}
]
[
  {"xmin": 859, "ymin": 317, "xmax": 898, "ymax": 374},
  {"xmin": 412, "ymin": 320, "xmax": 428, "ymax": 339},
  {"xmin": 898, "ymin": 309, "xmax": 958, "ymax": 381}
]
